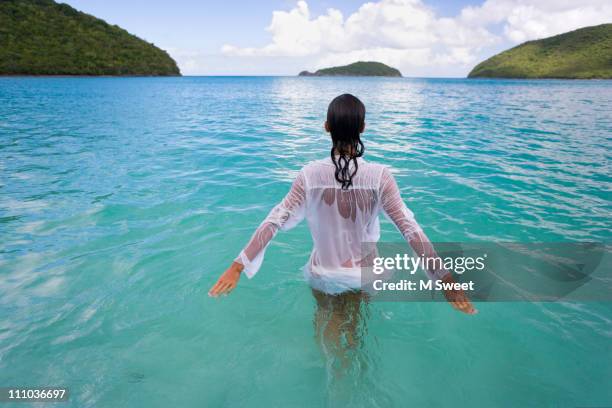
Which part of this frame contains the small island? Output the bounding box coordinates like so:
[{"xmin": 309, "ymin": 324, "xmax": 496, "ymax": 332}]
[
  {"xmin": 299, "ymin": 61, "xmax": 402, "ymax": 77},
  {"xmin": 0, "ymin": 0, "xmax": 180, "ymax": 76},
  {"xmin": 468, "ymin": 24, "xmax": 612, "ymax": 79}
]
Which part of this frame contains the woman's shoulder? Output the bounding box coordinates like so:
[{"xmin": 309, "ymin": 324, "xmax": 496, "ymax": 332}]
[
  {"xmin": 299, "ymin": 157, "xmax": 390, "ymax": 182},
  {"xmin": 356, "ymin": 157, "xmax": 390, "ymax": 176},
  {"xmin": 300, "ymin": 158, "xmax": 332, "ymax": 172},
  {"xmin": 302, "ymin": 156, "xmax": 387, "ymax": 169}
]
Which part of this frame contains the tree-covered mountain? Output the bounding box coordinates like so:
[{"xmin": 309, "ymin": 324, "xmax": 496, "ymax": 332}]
[
  {"xmin": 468, "ymin": 24, "xmax": 612, "ymax": 79},
  {"xmin": 299, "ymin": 61, "xmax": 402, "ymax": 77},
  {"xmin": 0, "ymin": 0, "xmax": 180, "ymax": 75}
]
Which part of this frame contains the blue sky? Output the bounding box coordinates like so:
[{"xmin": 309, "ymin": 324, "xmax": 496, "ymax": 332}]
[{"xmin": 62, "ymin": 0, "xmax": 611, "ymax": 76}]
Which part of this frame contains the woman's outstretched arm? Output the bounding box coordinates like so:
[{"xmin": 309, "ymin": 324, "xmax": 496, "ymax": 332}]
[
  {"xmin": 379, "ymin": 167, "xmax": 476, "ymax": 314},
  {"xmin": 209, "ymin": 170, "xmax": 307, "ymax": 297}
]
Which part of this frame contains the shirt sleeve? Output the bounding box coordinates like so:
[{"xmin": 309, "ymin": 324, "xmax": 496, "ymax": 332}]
[
  {"xmin": 234, "ymin": 170, "xmax": 307, "ymax": 278},
  {"xmin": 379, "ymin": 167, "xmax": 450, "ymax": 280}
]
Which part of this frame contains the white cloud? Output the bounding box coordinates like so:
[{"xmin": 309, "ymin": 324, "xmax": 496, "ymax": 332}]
[
  {"xmin": 221, "ymin": 1, "xmax": 347, "ymax": 57},
  {"xmin": 461, "ymin": 0, "xmax": 612, "ymax": 43},
  {"xmin": 216, "ymin": 0, "xmax": 612, "ymax": 76},
  {"xmin": 222, "ymin": 0, "xmax": 495, "ymax": 73}
]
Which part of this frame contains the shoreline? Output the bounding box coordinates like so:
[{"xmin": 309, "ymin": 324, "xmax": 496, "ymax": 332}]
[
  {"xmin": 1, "ymin": 74, "xmax": 611, "ymax": 80},
  {"xmin": 0, "ymin": 74, "xmax": 182, "ymax": 78}
]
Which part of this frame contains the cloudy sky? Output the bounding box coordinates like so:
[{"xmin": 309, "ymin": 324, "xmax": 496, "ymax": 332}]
[{"xmin": 63, "ymin": 0, "xmax": 612, "ymax": 77}]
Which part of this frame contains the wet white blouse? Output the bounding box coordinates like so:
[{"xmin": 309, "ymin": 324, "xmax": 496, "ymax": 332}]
[{"xmin": 235, "ymin": 156, "xmax": 449, "ymax": 293}]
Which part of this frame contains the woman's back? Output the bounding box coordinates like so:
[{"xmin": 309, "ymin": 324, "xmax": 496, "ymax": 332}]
[
  {"xmin": 302, "ymin": 156, "xmax": 384, "ymax": 270},
  {"xmin": 233, "ymin": 153, "xmax": 450, "ymax": 295}
]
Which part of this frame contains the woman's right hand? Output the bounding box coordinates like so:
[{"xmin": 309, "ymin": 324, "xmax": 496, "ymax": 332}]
[
  {"xmin": 441, "ymin": 273, "xmax": 477, "ymax": 315},
  {"xmin": 208, "ymin": 262, "xmax": 243, "ymax": 297}
]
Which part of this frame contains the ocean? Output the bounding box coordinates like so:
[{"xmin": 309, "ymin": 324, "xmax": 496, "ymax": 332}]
[{"xmin": 0, "ymin": 76, "xmax": 610, "ymax": 407}]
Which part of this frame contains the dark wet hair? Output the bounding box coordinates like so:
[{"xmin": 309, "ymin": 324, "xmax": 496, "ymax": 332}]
[{"xmin": 327, "ymin": 94, "xmax": 365, "ymax": 190}]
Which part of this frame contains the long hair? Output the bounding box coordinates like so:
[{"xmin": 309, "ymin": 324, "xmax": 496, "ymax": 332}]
[{"xmin": 327, "ymin": 94, "xmax": 365, "ymax": 190}]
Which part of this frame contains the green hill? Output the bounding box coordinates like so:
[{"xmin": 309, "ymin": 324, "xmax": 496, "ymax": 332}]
[
  {"xmin": 0, "ymin": 0, "xmax": 180, "ymax": 75},
  {"xmin": 299, "ymin": 61, "xmax": 402, "ymax": 77},
  {"xmin": 468, "ymin": 24, "xmax": 612, "ymax": 79}
]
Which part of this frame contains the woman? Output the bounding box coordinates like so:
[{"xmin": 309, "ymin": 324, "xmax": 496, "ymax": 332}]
[{"xmin": 209, "ymin": 94, "xmax": 475, "ymax": 350}]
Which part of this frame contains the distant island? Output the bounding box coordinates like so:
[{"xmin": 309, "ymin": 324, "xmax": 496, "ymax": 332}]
[
  {"xmin": 0, "ymin": 0, "xmax": 180, "ymax": 76},
  {"xmin": 299, "ymin": 61, "xmax": 402, "ymax": 77},
  {"xmin": 468, "ymin": 24, "xmax": 611, "ymax": 79}
]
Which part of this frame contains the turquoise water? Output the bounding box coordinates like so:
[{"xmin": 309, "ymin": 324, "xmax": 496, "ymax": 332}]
[{"xmin": 0, "ymin": 77, "xmax": 611, "ymax": 407}]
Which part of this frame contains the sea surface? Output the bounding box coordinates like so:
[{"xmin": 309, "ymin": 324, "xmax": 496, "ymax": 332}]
[{"xmin": 0, "ymin": 77, "xmax": 611, "ymax": 407}]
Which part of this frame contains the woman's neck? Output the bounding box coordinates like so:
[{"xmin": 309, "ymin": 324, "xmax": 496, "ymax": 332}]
[{"xmin": 333, "ymin": 147, "xmax": 356, "ymax": 156}]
